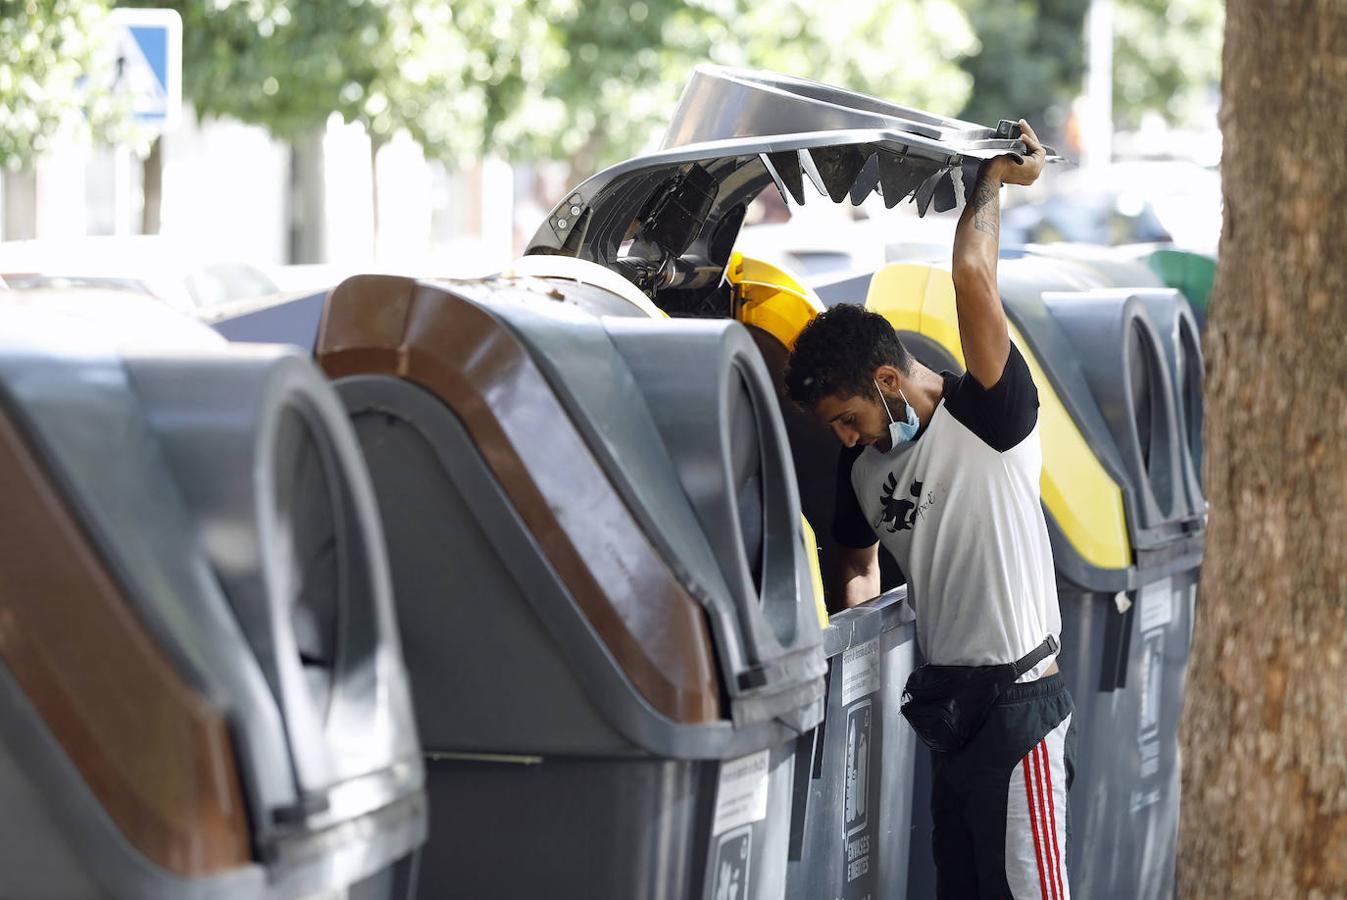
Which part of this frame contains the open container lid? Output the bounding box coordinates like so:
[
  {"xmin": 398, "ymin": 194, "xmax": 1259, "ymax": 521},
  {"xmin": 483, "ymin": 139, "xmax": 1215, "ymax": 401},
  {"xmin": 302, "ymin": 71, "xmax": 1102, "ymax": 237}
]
[{"xmin": 526, "ymin": 66, "xmax": 1059, "ymax": 306}]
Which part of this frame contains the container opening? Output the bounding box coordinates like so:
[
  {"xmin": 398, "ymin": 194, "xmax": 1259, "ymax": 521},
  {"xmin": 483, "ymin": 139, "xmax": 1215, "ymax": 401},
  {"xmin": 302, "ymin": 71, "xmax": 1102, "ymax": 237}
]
[
  {"xmin": 1178, "ymin": 316, "xmax": 1204, "ymax": 484},
  {"xmin": 729, "ymin": 366, "xmax": 766, "ymax": 596},
  {"xmin": 1126, "ymin": 320, "xmax": 1175, "ymax": 516},
  {"xmin": 271, "ymin": 405, "xmax": 343, "ymax": 719}
]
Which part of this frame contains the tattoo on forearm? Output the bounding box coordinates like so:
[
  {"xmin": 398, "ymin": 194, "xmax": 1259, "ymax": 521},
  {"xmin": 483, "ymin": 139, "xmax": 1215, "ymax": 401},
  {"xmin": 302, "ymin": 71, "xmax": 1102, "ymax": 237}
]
[{"xmin": 972, "ymin": 178, "xmax": 1000, "ymax": 237}]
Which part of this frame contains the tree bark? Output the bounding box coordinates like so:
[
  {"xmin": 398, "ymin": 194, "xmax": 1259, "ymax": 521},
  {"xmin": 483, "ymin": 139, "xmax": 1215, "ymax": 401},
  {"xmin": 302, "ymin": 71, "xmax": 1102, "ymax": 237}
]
[
  {"xmin": 141, "ymin": 137, "xmax": 163, "ymax": 235},
  {"xmin": 1178, "ymin": 2, "xmax": 1347, "ymax": 897}
]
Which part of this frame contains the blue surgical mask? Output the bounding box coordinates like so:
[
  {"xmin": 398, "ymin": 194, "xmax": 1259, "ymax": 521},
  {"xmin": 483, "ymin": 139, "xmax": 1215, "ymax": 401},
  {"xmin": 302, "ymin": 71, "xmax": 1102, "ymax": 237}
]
[{"xmin": 874, "ymin": 379, "xmax": 919, "ymax": 447}]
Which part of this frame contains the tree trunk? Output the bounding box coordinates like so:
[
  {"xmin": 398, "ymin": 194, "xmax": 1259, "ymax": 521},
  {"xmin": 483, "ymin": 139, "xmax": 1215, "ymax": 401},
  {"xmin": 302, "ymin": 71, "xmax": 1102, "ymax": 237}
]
[
  {"xmin": 287, "ymin": 129, "xmax": 326, "ymax": 264},
  {"xmin": 1177, "ymin": 2, "xmax": 1347, "ymax": 896},
  {"xmin": 141, "ymin": 137, "xmax": 163, "ymax": 235},
  {"xmin": 370, "ymin": 136, "xmax": 384, "ymax": 256},
  {"xmin": 1, "ymin": 169, "xmax": 37, "ymax": 241}
]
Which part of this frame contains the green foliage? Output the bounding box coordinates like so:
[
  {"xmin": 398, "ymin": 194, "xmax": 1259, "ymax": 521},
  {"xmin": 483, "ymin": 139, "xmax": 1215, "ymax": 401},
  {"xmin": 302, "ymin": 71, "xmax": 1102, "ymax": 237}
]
[
  {"xmin": 954, "ymin": 0, "xmax": 1090, "ymax": 130},
  {"xmin": 122, "ymin": 0, "xmax": 976, "ymax": 169},
  {"xmin": 954, "ymin": 0, "xmax": 1223, "ymax": 134},
  {"xmin": 1112, "ymin": 0, "xmax": 1223, "ymax": 128},
  {"xmin": 711, "ymin": 0, "xmax": 976, "ymax": 128},
  {"xmin": 1, "ymin": 0, "xmax": 1222, "ymax": 173},
  {"xmin": 484, "ymin": 0, "xmax": 709, "ymax": 167},
  {"xmin": 490, "ymin": 0, "xmax": 976, "ymax": 171},
  {"xmin": 123, "ymin": 0, "xmax": 378, "ymax": 139},
  {"xmin": 0, "ymin": 0, "xmax": 128, "ymax": 168}
]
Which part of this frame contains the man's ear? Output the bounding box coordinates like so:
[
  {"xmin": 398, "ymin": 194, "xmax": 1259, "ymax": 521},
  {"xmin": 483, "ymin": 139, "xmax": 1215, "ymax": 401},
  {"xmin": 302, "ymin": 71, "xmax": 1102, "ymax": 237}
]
[{"xmin": 873, "ymin": 364, "xmax": 903, "ymax": 393}]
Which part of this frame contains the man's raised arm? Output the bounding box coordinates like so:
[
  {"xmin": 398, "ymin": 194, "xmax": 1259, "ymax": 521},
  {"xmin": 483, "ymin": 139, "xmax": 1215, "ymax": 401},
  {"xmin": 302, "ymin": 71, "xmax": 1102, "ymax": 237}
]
[{"xmin": 950, "ymin": 119, "xmax": 1047, "ymax": 389}]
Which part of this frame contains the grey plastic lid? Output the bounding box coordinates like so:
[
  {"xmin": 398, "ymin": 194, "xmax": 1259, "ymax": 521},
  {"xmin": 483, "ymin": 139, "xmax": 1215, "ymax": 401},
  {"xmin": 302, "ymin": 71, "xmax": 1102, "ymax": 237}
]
[
  {"xmin": 1039, "ymin": 291, "xmax": 1192, "ymax": 550},
  {"xmin": 0, "ymin": 313, "xmax": 426, "ymax": 897},
  {"xmin": 661, "ymin": 66, "xmax": 1041, "ymax": 153},
  {"xmin": 123, "ymin": 346, "xmax": 424, "ymax": 828},
  {"xmin": 1132, "ymin": 289, "xmax": 1206, "ymax": 517},
  {"xmin": 446, "ymin": 285, "xmax": 828, "ymax": 728},
  {"xmin": 525, "ymin": 66, "xmax": 1059, "ymax": 306}
]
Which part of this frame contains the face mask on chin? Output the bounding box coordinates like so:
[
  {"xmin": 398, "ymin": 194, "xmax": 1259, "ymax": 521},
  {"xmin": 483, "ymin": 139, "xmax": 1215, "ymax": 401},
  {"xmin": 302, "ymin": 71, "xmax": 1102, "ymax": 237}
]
[{"xmin": 874, "ymin": 378, "xmax": 919, "ymax": 449}]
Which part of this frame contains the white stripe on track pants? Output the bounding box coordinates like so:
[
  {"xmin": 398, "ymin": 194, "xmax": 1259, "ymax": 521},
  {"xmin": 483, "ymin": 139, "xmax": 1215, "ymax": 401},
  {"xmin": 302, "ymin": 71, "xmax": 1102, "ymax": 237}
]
[{"xmin": 928, "ymin": 673, "xmax": 1076, "ymax": 899}]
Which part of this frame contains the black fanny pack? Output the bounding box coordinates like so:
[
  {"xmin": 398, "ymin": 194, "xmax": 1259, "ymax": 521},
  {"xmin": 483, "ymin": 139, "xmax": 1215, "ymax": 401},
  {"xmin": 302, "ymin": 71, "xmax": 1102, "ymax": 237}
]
[{"xmin": 900, "ymin": 636, "xmax": 1059, "ymax": 754}]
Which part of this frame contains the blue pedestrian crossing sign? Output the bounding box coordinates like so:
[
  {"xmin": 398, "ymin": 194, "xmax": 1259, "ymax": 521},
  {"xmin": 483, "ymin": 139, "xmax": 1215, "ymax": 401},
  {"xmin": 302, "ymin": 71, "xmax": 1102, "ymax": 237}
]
[{"xmin": 107, "ymin": 8, "xmax": 183, "ymax": 132}]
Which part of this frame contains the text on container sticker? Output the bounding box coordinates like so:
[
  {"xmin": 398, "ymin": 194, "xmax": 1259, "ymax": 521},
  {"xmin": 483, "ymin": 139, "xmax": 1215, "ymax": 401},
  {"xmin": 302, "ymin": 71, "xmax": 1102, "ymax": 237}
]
[
  {"xmin": 842, "ymin": 639, "xmax": 880, "ymax": 706},
  {"xmin": 712, "ymin": 749, "xmax": 771, "ymax": 836}
]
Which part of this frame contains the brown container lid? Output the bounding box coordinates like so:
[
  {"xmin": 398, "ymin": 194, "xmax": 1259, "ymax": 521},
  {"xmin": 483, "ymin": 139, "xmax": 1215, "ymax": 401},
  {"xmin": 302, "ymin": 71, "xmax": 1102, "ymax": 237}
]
[
  {"xmin": 0, "ymin": 408, "xmax": 251, "ymax": 876},
  {"xmin": 317, "ymin": 275, "xmax": 721, "ymax": 724}
]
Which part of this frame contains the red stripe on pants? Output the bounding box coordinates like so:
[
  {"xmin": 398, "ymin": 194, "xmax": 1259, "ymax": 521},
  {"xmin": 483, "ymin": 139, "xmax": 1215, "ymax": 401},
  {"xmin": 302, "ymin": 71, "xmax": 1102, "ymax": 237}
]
[
  {"xmin": 1032, "ymin": 744, "xmax": 1060, "ymax": 900},
  {"xmin": 1040, "ymin": 742, "xmax": 1066, "ymax": 899},
  {"xmin": 1022, "ymin": 755, "xmax": 1050, "ymax": 900}
]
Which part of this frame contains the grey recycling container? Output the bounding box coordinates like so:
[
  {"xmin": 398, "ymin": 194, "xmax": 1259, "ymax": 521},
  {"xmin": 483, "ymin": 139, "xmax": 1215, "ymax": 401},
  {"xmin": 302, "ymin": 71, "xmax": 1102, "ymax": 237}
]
[
  {"xmin": 726, "ymin": 295, "xmax": 925, "ymax": 900},
  {"xmin": 784, "ymin": 588, "xmax": 918, "ymax": 900},
  {"xmin": 0, "ymin": 309, "xmax": 426, "ymax": 900},
  {"xmin": 827, "ymin": 253, "xmax": 1204, "ymax": 900},
  {"xmin": 315, "ymin": 274, "xmax": 828, "ymax": 900},
  {"xmin": 205, "ymin": 287, "xmax": 329, "ymax": 350},
  {"xmin": 1029, "ymin": 280, "xmax": 1205, "ymax": 900}
]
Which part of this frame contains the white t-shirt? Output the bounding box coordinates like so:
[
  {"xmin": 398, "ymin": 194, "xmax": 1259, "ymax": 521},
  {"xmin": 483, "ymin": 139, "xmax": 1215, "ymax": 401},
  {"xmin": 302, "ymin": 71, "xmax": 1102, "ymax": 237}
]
[{"xmin": 832, "ymin": 345, "xmax": 1061, "ymax": 681}]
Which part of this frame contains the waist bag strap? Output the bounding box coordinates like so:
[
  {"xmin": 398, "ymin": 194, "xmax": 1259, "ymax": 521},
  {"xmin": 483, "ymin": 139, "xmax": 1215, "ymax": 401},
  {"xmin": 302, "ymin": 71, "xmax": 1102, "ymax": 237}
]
[{"xmin": 1011, "ymin": 634, "xmax": 1060, "ymax": 679}]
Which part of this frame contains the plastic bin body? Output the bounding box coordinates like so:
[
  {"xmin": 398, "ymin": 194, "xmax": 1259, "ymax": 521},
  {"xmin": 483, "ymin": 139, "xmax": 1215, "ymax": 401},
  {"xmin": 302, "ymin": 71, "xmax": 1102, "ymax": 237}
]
[
  {"xmin": 420, "ymin": 751, "xmax": 795, "ymax": 900},
  {"xmin": 1057, "ymin": 570, "xmax": 1197, "ymax": 899},
  {"xmin": 315, "ymin": 275, "xmax": 827, "ymax": 900},
  {"xmin": 786, "ymin": 589, "xmax": 917, "ymax": 900}
]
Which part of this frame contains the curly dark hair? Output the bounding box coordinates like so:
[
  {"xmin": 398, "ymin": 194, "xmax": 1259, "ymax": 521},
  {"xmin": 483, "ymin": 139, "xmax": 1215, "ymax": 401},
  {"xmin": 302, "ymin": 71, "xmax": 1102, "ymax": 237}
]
[{"xmin": 784, "ymin": 304, "xmax": 912, "ymax": 409}]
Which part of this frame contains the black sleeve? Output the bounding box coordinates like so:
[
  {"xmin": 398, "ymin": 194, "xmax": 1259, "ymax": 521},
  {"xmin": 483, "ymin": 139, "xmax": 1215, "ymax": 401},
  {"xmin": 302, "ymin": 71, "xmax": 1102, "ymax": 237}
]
[
  {"xmin": 943, "ymin": 342, "xmax": 1039, "ymax": 452},
  {"xmin": 831, "ymin": 445, "xmax": 878, "ymax": 549}
]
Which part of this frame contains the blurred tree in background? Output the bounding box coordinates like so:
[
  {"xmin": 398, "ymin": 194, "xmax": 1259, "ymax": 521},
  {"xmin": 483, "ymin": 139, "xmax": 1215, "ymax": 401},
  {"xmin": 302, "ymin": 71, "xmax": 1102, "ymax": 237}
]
[
  {"xmin": 954, "ymin": 0, "xmax": 1224, "ymax": 143},
  {"xmin": 487, "ymin": 0, "xmax": 976, "ymax": 177},
  {"xmin": 131, "ymin": 0, "xmax": 384, "ymax": 140},
  {"xmin": 954, "ymin": 0, "xmax": 1090, "ymax": 133},
  {"xmin": 1112, "ymin": 0, "xmax": 1223, "ymax": 128},
  {"xmin": 5, "ymin": 0, "xmax": 1226, "ymax": 173},
  {"xmin": 0, "ymin": 0, "xmax": 126, "ymax": 169},
  {"xmin": 119, "ymin": 0, "xmax": 483, "ymax": 244},
  {"xmin": 117, "ymin": 0, "xmax": 979, "ymax": 238},
  {"xmin": 2, "ymin": 0, "xmax": 1224, "ymax": 248},
  {"xmin": 135, "ymin": 0, "xmax": 972, "ymax": 172}
]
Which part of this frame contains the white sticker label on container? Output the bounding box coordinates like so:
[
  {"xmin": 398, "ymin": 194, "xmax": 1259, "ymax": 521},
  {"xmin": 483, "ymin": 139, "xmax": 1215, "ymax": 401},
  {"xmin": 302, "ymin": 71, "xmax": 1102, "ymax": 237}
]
[
  {"xmin": 842, "ymin": 639, "xmax": 880, "ymax": 706},
  {"xmin": 1138, "ymin": 577, "xmax": 1174, "ymax": 633},
  {"xmin": 712, "ymin": 750, "xmax": 771, "ymax": 836}
]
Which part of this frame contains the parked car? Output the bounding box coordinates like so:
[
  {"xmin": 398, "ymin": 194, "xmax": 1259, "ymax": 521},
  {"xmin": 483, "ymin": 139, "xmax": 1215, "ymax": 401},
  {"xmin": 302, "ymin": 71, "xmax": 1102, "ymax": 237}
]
[
  {"xmin": 1001, "ymin": 160, "xmax": 1222, "ymax": 253},
  {"xmin": 0, "ymin": 285, "xmax": 229, "ymax": 348},
  {"xmin": 0, "ymin": 236, "xmax": 280, "ymax": 312}
]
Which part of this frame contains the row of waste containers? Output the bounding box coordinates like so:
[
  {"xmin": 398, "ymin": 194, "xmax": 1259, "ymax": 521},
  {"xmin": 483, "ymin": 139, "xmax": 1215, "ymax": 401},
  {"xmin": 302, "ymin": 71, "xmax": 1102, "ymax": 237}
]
[{"xmin": 0, "ymin": 243, "xmax": 1204, "ymax": 899}]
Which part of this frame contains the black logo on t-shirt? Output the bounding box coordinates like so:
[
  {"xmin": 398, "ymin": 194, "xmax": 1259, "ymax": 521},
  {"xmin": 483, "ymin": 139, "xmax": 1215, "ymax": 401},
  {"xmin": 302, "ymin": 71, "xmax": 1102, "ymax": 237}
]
[{"xmin": 879, "ymin": 474, "xmax": 923, "ymax": 533}]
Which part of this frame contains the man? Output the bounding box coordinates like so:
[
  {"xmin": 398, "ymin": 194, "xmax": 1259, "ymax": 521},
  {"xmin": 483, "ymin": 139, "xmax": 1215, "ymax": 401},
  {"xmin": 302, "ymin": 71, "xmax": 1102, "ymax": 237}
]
[{"xmin": 784, "ymin": 121, "xmax": 1074, "ymax": 899}]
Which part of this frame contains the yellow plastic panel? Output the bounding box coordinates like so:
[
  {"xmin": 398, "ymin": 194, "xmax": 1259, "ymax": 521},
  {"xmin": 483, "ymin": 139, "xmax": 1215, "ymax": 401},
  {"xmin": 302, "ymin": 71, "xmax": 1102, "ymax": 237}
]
[
  {"xmin": 737, "ymin": 281, "xmax": 822, "ymax": 349},
  {"xmin": 1009, "ymin": 322, "xmax": 1131, "ymax": 569},
  {"xmin": 801, "ymin": 515, "xmax": 829, "ymax": 629},
  {"xmin": 863, "ymin": 263, "xmax": 1131, "ymax": 571},
  {"xmin": 729, "ymin": 251, "xmax": 817, "ymax": 299},
  {"xmin": 917, "ymin": 268, "xmax": 969, "ymax": 369},
  {"xmin": 727, "ymin": 253, "xmax": 825, "ymax": 348},
  {"xmin": 863, "ymin": 263, "xmax": 930, "ymax": 341}
]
